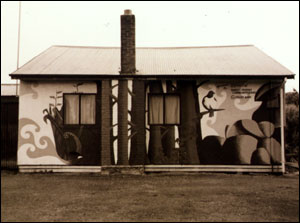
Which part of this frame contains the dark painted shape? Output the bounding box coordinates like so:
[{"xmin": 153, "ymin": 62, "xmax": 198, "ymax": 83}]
[
  {"xmin": 252, "ymin": 81, "xmax": 281, "ymax": 128},
  {"xmin": 198, "ymin": 136, "xmax": 225, "ymax": 164},
  {"xmin": 221, "ymin": 135, "xmax": 258, "ymax": 165},
  {"xmin": 44, "ymin": 89, "xmax": 101, "ymax": 165},
  {"xmin": 129, "ymin": 80, "xmax": 147, "ymax": 165},
  {"xmin": 177, "ymin": 80, "xmax": 200, "ymax": 165}
]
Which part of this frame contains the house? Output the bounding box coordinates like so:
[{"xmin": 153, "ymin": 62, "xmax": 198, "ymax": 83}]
[
  {"xmin": 1, "ymin": 84, "xmax": 19, "ymax": 170},
  {"xmin": 10, "ymin": 10, "xmax": 295, "ymax": 173}
]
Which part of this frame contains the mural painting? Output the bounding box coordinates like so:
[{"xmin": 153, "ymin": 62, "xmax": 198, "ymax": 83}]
[
  {"xmin": 145, "ymin": 79, "xmax": 283, "ymax": 165},
  {"xmin": 17, "ymin": 79, "xmax": 283, "ymax": 166},
  {"xmin": 18, "ymin": 81, "xmax": 100, "ymax": 165},
  {"xmin": 198, "ymin": 80, "xmax": 282, "ymax": 165}
]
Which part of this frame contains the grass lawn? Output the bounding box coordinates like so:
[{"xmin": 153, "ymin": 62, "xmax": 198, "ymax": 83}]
[{"xmin": 1, "ymin": 171, "xmax": 299, "ymax": 222}]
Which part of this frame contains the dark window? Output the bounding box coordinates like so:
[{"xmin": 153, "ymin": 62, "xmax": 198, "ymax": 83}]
[
  {"xmin": 64, "ymin": 94, "xmax": 96, "ymax": 125},
  {"xmin": 149, "ymin": 94, "xmax": 180, "ymax": 125}
]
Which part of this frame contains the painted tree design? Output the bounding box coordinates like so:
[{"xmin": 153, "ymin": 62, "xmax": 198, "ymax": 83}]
[
  {"xmin": 99, "ymin": 81, "xmax": 114, "ymax": 165},
  {"xmin": 161, "ymin": 81, "xmax": 176, "ymax": 164},
  {"xmin": 117, "ymin": 80, "xmax": 129, "ymax": 165},
  {"xmin": 177, "ymin": 80, "xmax": 201, "ymax": 164},
  {"xmin": 129, "ymin": 80, "xmax": 147, "ymax": 165},
  {"xmin": 148, "ymin": 81, "xmax": 166, "ymax": 164}
]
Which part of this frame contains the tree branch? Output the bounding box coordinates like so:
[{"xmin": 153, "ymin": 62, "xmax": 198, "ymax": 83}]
[
  {"xmin": 112, "ymin": 136, "xmax": 118, "ymax": 142},
  {"xmin": 128, "ymin": 120, "xmax": 136, "ymax": 127},
  {"xmin": 128, "ymin": 88, "xmax": 135, "ymax": 97},
  {"xmin": 111, "ymin": 84, "xmax": 118, "ymax": 89},
  {"xmin": 161, "ymin": 128, "xmax": 170, "ymax": 138},
  {"xmin": 128, "ymin": 131, "xmax": 137, "ymax": 140},
  {"xmin": 110, "ymin": 123, "xmax": 118, "ymax": 129}
]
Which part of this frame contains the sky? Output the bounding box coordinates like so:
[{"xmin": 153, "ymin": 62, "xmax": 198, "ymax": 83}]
[{"xmin": 1, "ymin": 1, "xmax": 299, "ymax": 92}]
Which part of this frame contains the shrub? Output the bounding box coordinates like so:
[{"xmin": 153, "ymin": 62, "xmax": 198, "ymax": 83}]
[
  {"xmin": 285, "ymin": 89, "xmax": 299, "ymax": 163},
  {"xmin": 286, "ymin": 89, "xmax": 299, "ymax": 106}
]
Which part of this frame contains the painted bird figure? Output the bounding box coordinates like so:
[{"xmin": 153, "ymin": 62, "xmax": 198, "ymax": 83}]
[{"xmin": 202, "ymin": 90, "xmax": 218, "ymax": 117}]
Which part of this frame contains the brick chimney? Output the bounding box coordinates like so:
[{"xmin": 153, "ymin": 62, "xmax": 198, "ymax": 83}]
[
  {"xmin": 117, "ymin": 9, "xmax": 136, "ymax": 165},
  {"xmin": 120, "ymin": 9, "xmax": 136, "ymax": 74}
]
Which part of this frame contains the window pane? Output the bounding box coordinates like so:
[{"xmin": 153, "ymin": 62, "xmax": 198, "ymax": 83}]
[
  {"xmin": 81, "ymin": 95, "xmax": 96, "ymax": 124},
  {"xmin": 149, "ymin": 95, "xmax": 164, "ymax": 124},
  {"xmin": 165, "ymin": 95, "xmax": 180, "ymax": 124},
  {"xmin": 64, "ymin": 95, "xmax": 79, "ymax": 124}
]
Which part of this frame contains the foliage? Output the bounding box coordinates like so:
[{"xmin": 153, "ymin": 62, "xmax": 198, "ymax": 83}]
[
  {"xmin": 285, "ymin": 89, "xmax": 299, "ymax": 162},
  {"xmin": 286, "ymin": 88, "xmax": 299, "ymax": 106}
]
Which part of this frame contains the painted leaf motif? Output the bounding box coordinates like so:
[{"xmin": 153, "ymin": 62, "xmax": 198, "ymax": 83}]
[
  {"xmin": 226, "ymin": 119, "xmax": 265, "ymax": 139},
  {"xmin": 241, "ymin": 119, "xmax": 265, "ymax": 138},
  {"xmin": 258, "ymin": 138, "xmax": 281, "ymax": 164},
  {"xmin": 224, "ymin": 125, "xmax": 230, "ymax": 138},
  {"xmin": 222, "ymin": 135, "xmax": 258, "ymax": 164},
  {"xmin": 251, "ymin": 147, "xmax": 271, "ymax": 165},
  {"xmin": 258, "ymin": 121, "xmax": 275, "ymax": 137},
  {"xmin": 226, "ymin": 121, "xmax": 245, "ymax": 138}
]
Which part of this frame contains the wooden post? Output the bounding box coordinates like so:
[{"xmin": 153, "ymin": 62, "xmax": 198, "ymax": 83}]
[{"xmin": 280, "ymin": 78, "xmax": 286, "ymax": 173}]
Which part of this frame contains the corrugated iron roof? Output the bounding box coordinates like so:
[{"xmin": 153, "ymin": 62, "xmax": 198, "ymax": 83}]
[
  {"xmin": 1, "ymin": 84, "xmax": 19, "ymax": 96},
  {"xmin": 10, "ymin": 45, "xmax": 294, "ymax": 78}
]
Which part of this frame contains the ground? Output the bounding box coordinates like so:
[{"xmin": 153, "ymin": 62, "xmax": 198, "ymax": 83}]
[{"xmin": 1, "ymin": 171, "xmax": 299, "ymax": 222}]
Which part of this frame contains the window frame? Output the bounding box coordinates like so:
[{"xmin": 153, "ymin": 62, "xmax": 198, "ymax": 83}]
[
  {"xmin": 148, "ymin": 93, "xmax": 181, "ymax": 126},
  {"xmin": 63, "ymin": 93, "xmax": 97, "ymax": 126}
]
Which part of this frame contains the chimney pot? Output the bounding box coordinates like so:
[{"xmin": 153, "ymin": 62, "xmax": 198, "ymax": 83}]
[{"xmin": 124, "ymin": 9, "xmax": 132, "ymax": 15}]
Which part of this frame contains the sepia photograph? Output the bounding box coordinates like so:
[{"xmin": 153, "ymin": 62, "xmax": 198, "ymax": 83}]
[{"xmin": 1, "ymin": 1, "xmax": 299, "ymax": 222}]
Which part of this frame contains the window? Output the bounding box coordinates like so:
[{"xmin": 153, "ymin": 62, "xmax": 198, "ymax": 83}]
[
  {"xmin": 64, "ymin": 94, "xmax": 96, "ymax": 125},
  {"xmin": 149, "ymin": 94, "xmax": 180, "ymax": 125},
  {"xmin": 149, "ymin": 95, "xmax": 164, "ymax": 124},
  {"xmin": 165, "ymin": 95, "xmax": 180, "ymax": 124},
  {"xmin": 80, "ymin": 95, "xmax": 96, "ymax": 124}
]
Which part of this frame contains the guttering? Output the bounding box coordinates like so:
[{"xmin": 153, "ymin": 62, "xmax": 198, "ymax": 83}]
[{"xmin": 10, "ymin": 73, "xmax": 295, "ymax": 81}]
